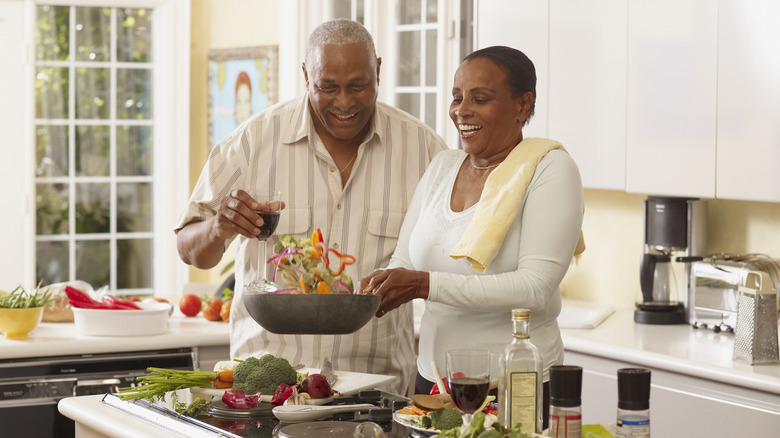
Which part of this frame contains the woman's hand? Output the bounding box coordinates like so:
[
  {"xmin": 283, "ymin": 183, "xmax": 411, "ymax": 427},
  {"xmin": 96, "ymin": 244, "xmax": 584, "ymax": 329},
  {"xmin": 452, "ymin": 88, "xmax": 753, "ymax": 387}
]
[{"xmin": 358, "ymin": 268, "xmax": 429, "ymax": 318}]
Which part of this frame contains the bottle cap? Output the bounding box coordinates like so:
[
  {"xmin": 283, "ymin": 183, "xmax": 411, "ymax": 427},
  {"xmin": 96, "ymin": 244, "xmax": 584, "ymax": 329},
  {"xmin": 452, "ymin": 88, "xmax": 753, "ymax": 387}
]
[
  {"xmin": 511, "ymin": 309, "xmax": 530, "ymax": 321},
  {"xmin": 617, "ymin": 368, "xmax": 651, "ymax": 410},
  {"xmin": 550, "ymin": 365, "xmax": 582, "ymax": 407}
]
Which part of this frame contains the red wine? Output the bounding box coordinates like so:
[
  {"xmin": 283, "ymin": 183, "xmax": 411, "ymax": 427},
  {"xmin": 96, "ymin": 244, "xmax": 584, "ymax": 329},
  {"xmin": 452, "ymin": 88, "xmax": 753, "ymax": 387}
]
[
  {"xmin": 255, "ymin": 211, "xmax": 280, "ymax": 240},
  {"xmin": 449, "ymin": 377, "xmax": 490, "ymax": 414}
]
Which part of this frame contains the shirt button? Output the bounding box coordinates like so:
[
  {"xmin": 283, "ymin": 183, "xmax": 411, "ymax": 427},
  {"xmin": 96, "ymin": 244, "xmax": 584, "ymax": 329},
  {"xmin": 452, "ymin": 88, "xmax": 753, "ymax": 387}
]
[
  {"xmin": 337, "ymin": 203, "xmax": 343, "ymax": 210},
  {"xmin": 333, "ymin": 243, "xmax": 339, "ymax": 249},
  {"xmin": 329, "ymin": 166, "xmax": 336, "ymax": 172}
]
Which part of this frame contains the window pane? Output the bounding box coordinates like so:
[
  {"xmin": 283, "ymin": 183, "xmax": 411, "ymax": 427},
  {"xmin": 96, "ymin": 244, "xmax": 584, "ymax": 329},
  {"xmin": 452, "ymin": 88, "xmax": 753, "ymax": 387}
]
[
  {"xmin": 397, "ymin": 31, "xmax": 421, "ymax": 86},
  {"xmin": 329, "ymin": 0, "xmax": 352, "ymax": 19},
  {"xmin": 75, "ymin": 7, "xmax": 110, "ymax": 62},
  {"xmin": 398, "ymin": 0, "xmax": 421, "ymax": 25},
  {"xmin": 116, "ymin": 68, "xmax": 152, "ymax": 119},
  {"xmin": 425, "ymin": 93, "xmax": 437, "ymax": 130},
  {"xmin": 117, "ymin": 126, "xmax": 153, "ymax": 176},
  {"xmin": 76, "ymin": 67, "xmax": 110, "ymax": 119},
  {"xmin": 117, "ymin": 239, "xmax": 152, "ymax": 289},
  {"xmin": 76, "ymin": 126, "xmax": 110, "ymax": 177},
  {"xmin": 76, "ymin": 239, "xmax": 110, "ymax": 288},
  {"xmin": 36, "ymin": 67, "xmax": 69, "ymax": 119},
  {"xmin": 396, "ymin": 93, "xmax": 420, "ymax": 120},
  {"xmin": 36, "ymin": 241, "xmax": 69, "ymax": 285},
  {"xmin": 36, "ymin": 125, "xmax": 69, "ymax": 177},
  {"xmin": 117, "ymin": 183, "xmax": 152, "ymax": 233},
  {"xmin": 426, "ymin": 0, "xmax": 438, "ymax": 22},
  {"xmin": 36, "ymin": 183, "xmax": 69, "ymax": 235},
  {"xmin": 76, "ymin": 183, "xmax": 110, "ymax": 234},
  {"xmin": 117, "ymin": 8, "xmax": 152, "ymax": 63},
  {"xmin": 426, "ymin": 30, "xmax": 437, "ymax": 86},
  {"xmin": 36, "ymin": 5, "xmax": 70, "ymax": 61}
]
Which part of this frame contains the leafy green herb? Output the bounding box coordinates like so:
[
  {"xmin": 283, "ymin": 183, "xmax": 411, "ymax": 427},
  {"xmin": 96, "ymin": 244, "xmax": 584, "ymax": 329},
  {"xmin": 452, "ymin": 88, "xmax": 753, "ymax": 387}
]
[
  {"xmin": 175, "ymin": 397, "xmax": 209, "ymax": 417},
  {"xmin": 0, "ymin": 283, "xmax": 60, "ymax": 309}
]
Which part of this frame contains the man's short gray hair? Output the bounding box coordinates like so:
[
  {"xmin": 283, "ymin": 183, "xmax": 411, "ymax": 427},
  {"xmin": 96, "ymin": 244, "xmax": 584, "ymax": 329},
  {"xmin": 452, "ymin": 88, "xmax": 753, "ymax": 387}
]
[{"xmin": 305, "ymin": 18, "xmax": 378, "ymax": 69}]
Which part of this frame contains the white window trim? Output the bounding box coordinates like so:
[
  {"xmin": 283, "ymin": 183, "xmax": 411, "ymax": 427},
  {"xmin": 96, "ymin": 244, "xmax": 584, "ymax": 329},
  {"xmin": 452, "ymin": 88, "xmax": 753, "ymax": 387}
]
[{"xmin": 1, "ymin": 0, "xmax": 190, "ymax": 296}]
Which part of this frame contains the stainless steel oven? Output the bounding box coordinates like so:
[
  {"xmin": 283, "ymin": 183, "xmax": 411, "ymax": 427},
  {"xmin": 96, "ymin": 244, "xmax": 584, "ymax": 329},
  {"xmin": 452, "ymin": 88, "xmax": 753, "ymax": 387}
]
[{"xmin": 0, "ymin": 348, "xmax": 195, "ymax": 438}]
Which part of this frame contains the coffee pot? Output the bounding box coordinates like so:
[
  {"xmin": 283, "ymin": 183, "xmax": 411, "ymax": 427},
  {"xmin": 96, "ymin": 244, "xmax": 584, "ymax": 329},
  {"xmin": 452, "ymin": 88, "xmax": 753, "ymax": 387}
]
[{"xmin": 635, "ymin": 197, "xmax": 706, "ymax": 324}]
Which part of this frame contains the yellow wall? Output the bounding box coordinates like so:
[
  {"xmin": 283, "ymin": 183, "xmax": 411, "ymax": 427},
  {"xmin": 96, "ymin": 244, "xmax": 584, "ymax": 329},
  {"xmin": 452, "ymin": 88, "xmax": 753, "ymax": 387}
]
[
  {"xmin": 188, "ymin": 0, "xmax": 280, "ymax": 284},
  {"xmin": 187, "ymin": 2, "xmax": 780, "ymax": 304}
]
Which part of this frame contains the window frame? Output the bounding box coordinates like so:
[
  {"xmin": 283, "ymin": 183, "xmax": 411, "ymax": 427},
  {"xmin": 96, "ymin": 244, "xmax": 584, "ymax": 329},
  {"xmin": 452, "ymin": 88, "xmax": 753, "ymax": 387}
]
[{"xmin": 2, "ymin": 0, "xmax": 190, "ymax": 296}]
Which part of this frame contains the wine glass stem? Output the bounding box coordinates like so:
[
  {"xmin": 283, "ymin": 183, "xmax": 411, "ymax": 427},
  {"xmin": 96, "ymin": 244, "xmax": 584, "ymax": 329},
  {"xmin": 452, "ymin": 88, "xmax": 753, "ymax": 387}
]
[
  {"xmin": 462, "ymin": 413, "xmax": 473, "ymax": 426},
  {"xmin": 258, "ymin": 239, "xmax": 267, "ymax": 282}
]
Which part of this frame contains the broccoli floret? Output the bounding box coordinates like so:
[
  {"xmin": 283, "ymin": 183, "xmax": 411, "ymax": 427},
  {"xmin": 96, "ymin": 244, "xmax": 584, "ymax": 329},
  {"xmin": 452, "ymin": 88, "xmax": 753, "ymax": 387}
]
[
  {"xmin": 232, "ymin": 354, "xmax": 298, "ymax": 396},
  {"xmin": 430, "ymin": 408, "xmax": 464, "ymax": 431}
]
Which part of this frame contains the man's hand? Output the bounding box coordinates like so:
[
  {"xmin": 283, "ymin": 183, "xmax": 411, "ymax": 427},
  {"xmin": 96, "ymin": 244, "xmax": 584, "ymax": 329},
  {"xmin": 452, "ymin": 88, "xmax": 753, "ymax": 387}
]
[{"xmin": 212, "ymin": 189, "xmax": 266, "ymax": 240}]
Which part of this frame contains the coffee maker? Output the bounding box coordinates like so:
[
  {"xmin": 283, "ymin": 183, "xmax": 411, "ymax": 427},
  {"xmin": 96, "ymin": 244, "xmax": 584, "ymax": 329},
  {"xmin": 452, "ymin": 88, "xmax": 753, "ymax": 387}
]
[{"xmin": 635, "ymin": 197, "xmax": 707, "ymax": 324}]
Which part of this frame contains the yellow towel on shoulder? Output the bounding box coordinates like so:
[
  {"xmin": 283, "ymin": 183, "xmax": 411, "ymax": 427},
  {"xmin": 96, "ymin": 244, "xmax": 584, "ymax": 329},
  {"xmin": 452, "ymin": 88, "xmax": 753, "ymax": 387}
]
[{"xmin": 449, "ymin": 137, "xmax": 585, "ymax": 273}]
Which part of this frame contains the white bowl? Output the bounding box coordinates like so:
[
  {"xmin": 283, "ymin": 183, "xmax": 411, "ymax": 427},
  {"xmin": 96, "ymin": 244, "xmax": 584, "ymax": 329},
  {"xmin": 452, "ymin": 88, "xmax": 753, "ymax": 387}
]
[{"xmin": 72, "ymin": 302, "xmax": 171, "ymax": 336}]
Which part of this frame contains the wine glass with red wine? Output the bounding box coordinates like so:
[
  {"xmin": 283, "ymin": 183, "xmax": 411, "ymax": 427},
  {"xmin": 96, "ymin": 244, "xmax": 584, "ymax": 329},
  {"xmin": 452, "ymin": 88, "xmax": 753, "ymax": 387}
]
[
  {"xmin": 243, "ymin": 189, "xmax": 282, "ymax": 294},
  {"xmin": 447, "ymin": 349, "xmax": 492, "ymax": 427}
]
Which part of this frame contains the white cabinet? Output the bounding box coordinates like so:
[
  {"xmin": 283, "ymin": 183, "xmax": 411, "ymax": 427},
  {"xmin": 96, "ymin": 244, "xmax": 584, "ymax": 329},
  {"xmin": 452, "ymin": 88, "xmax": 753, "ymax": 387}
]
[
  {"xmin": 716, "ymin": 0, "xmax": 780, "ymax": 202},
  {"xmin": 476, "ymin": 0, "xmax": 549, "ymax": 139},
  {"xmin": 625, "ymin": 0, "xmax": 718, "ymax": 198},
  {"xmin": 566, "ymin": 350, "xmax": 780, "ymax": 437},
  {"xmin": 548, "ymin": 0, "xmax": 627, "ymax": 191}
]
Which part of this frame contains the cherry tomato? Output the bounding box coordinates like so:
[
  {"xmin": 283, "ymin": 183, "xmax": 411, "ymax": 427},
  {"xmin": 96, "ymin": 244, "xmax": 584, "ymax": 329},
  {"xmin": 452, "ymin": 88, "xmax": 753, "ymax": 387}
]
[
  {"xmin": 220, "ymin": 299, "xmax": 232, "ymax": 322},
  {"xmin": 203, "ymin": 297, "xmax": 223, "ymax": 321},
  {"xmin": 179, "ymin": 294, "xmax": 202, "ymax": 317},
  {"xmin": 153, "ymin": 297, "xmax": 170, "ymax": 304}
]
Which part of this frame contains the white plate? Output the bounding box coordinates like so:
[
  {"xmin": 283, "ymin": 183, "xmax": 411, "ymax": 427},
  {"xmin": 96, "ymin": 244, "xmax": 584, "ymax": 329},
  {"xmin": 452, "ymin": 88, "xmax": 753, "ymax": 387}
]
[
  {"xmin": 393, "ymin": 412, "xmax": 440, "ymax": 436},
  {"xmin": 190, "ymin": 367, "xmax": 396, "ymax": 405}
]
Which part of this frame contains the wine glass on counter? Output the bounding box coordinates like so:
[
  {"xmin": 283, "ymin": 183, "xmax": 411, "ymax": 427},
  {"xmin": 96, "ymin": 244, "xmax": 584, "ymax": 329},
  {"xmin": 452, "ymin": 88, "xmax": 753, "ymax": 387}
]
[
  {"xmin": 447, "ymin": 348, "xmax": 492, "ymax": 426},
  {"xmin": 243, "ymin": 189, "xmax": 282, "ymax": 294}
]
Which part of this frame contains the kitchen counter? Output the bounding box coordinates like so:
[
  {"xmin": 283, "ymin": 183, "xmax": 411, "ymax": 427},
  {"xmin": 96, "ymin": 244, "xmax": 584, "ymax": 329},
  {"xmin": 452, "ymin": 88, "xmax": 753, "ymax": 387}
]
[
  {"xmin": 0, "ymin": 313, "xmax": 230, "ymax": 360},
  {"xmin": 560, "ymin": 306, "xmax": 780, "ymax": 395}
]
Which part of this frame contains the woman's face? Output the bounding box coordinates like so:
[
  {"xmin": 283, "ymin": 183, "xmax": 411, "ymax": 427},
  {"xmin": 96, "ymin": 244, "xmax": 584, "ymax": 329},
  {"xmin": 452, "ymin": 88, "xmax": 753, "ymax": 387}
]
[{"xmin": 449, "ymin": 57, "xmax": 531, "ymax": 157}]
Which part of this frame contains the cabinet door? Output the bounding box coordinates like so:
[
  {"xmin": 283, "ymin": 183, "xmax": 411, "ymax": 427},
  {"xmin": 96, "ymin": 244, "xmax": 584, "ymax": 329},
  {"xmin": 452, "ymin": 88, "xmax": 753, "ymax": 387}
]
[
  {"xmin": 549, "ymin": 0, "xmax": 627, "ymax": 191},
  {"xmin": 625, "ymin": 0, "xmax": 717, "ymax": 197},
  {"xmin": 716, "ymin": 0, "xmax": 780, "ymax": 202},
  {"xmin": 476, "ymin": 0, "xmax": 549, "ymax": 139}
]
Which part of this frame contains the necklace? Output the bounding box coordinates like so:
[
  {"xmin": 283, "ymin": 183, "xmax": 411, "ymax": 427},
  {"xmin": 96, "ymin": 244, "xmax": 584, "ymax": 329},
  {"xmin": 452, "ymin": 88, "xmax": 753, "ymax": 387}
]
[
  {"xmin": 470, "ymin": 160, "xmax": 501, "ymax": 171},
  {"xmin": 339, "ymin": 151, "xmax": 359, "ymax": 173}
]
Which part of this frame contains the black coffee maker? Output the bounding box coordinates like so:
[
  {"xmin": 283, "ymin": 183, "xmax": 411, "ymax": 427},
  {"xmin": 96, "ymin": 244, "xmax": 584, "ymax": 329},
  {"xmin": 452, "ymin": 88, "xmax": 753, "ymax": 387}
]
[{"xmin": 635, "ymin": 197, "xmax": 706, "ymax": 324}]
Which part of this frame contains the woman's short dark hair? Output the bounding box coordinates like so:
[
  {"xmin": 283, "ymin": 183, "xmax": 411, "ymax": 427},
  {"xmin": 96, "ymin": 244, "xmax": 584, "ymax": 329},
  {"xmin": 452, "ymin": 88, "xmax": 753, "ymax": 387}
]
[{"xmin": 463, "ymin": 45, "xmax": 536, "ymax": 122}]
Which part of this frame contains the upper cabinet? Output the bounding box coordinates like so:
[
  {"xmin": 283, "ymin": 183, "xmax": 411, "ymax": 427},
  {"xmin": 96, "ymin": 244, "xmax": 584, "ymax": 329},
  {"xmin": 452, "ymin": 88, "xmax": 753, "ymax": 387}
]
[
  {"xmin": 716, "ymin": 0, "xmax": 780, "ymax": 203},
  {"xmin": 548, "ymin": 0, "xmax": 627, "ymax": 191},
  {"xmin": 625, "ymin": 0, "xmax": 718, "ymax": 197},
  {"xmin": 475, "ymin": 0, "xmax": 780, "ymax": 203},
  {"xmin": 476, "ymin": 0, "xmax": 549, "ymax": 139}
]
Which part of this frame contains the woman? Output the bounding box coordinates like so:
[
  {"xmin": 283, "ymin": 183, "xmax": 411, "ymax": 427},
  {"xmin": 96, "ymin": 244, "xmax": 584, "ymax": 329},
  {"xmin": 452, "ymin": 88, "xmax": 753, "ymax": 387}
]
[{"xmin": 358, "ymin": 46, "xmax": 584, "ymax": 428}]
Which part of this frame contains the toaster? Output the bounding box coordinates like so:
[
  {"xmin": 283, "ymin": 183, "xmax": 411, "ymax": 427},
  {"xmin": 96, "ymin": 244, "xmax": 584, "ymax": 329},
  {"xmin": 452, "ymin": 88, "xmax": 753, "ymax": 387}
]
[{"xmin": 690, "ymin": 257, "xmax": 780, "ymax": 333}]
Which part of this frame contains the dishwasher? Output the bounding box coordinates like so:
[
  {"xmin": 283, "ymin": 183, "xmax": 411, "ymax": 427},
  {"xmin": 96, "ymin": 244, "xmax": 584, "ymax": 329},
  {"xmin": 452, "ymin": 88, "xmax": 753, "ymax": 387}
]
[{"xmin": 0, "ymin": 348, "xmax": 196, "ymax": 438}]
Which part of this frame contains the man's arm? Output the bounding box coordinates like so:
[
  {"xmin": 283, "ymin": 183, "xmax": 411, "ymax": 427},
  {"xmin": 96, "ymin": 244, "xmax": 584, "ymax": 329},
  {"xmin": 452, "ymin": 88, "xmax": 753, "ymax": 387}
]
[{"xmin": 176, "ymin": 218, "xmax": 228, "ymax": 269}]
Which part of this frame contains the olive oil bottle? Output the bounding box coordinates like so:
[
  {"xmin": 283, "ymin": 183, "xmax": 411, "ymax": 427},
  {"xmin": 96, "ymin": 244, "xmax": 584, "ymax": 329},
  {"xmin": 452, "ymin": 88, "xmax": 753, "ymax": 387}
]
[{"xmin": 498, "ymin": 308, "xmax": 543, "ymax": 434}]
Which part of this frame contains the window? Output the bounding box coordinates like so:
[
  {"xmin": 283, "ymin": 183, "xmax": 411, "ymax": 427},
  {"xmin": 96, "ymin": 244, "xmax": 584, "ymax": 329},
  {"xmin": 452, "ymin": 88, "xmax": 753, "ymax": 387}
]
[{"xmin": 0, "ymin": 0, "xmax": 190, "ymax": 296}]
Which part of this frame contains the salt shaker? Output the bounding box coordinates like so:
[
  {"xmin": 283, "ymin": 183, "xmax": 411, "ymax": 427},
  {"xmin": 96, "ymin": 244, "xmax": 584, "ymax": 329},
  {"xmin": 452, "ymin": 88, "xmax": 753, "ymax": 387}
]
[
  {"xmin": 549, "ymin": 365, "xmax": 582, "ymax": 438},
  {"xmin": 616, "ymin": 368, "xmax": 651, "ymax": 438}
]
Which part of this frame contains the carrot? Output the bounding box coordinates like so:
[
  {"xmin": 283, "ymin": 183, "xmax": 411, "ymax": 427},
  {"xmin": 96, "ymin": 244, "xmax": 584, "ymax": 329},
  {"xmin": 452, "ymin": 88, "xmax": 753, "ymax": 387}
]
[
  {"xmin": 214, "ymin": 379, "xmax": 233, "ymax": 389},
  {"xmin": 316, "ymin": 282, "xmax": 330, "ymax": 294},
  {"xmin": 218, "ymin": 370, "xmax": 234, "ymax": 382}
]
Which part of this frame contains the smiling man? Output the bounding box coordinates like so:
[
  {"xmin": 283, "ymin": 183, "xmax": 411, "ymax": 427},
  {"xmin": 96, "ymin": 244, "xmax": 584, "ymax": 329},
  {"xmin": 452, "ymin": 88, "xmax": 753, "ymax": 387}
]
[{"xmin": 174, "ymin": 19, "xmax": 447, "ymax": 396}]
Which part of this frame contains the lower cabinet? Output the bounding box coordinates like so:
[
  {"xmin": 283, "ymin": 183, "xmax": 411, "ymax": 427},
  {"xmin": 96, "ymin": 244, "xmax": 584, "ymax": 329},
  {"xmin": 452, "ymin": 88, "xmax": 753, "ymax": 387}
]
[
  {"xmin": 195, "ymin": 344, "xmax": 231, "ymax": 372},
  {"xmin": 565, "ymin": 350, "xmax": 780, "ymax": 436}
]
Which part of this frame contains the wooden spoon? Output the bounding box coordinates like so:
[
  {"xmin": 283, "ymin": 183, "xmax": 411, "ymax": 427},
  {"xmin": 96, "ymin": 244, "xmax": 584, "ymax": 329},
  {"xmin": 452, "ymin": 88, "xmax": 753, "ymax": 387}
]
[{"xmin": 411, "ymin": 394, "xmax": 445, "ymax": 411}]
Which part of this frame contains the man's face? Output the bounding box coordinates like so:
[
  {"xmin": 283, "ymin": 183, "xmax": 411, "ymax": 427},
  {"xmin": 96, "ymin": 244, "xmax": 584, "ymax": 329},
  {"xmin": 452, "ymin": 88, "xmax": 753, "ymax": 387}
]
[{"xmin": 303, "ymin": 43, "xmax": 380, "ymax": 145}]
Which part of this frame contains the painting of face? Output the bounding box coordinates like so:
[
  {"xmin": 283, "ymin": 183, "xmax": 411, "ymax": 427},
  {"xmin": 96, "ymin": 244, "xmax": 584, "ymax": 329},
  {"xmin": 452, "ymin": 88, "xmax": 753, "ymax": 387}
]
[
  {"xmin": 303, "ymin": 43, "xmax": 380, "ymax": 146},
  {"xmin": 449, "ymin": 57, "xmax": 529, "ymax": 158}
]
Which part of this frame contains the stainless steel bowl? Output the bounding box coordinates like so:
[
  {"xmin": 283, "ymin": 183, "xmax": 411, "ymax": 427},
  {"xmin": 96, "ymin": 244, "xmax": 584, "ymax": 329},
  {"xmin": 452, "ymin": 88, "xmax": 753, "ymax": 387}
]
[{"xmin": 243, "ymin": 293, "xmax": 380, "ymax": 334}]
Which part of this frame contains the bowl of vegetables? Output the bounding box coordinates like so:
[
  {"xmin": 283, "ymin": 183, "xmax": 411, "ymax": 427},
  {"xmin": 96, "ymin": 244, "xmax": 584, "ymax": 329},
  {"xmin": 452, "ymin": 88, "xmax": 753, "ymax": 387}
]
[
  {"xmin": 243, "ymin": 229, "xmax": 380, "ymax": 335},
  {"xmin": 0, "ymin": 285, "xmax": 58, "ymax": 339}
]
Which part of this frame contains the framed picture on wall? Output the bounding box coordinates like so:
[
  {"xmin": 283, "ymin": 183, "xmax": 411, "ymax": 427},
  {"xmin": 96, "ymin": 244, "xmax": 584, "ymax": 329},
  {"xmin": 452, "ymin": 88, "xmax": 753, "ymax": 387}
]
[{"xmin": 208, "ymin": 46, "xmax": 278, "ymax": 149}]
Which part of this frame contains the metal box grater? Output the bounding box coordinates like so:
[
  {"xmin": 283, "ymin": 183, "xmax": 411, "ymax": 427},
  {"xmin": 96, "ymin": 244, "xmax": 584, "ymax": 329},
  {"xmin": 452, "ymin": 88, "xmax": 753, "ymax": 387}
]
[{"xmin": 733, "ymin": 271, "xmax": 780, "ymax": 364}]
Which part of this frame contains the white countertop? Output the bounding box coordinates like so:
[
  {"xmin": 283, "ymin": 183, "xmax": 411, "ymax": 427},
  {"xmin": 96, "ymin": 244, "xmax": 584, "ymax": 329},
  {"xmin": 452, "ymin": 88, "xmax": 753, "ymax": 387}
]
[
  {"xmin": 0, "ymin": 313, "xmax": 230, "ymax": 360},
  {"xmin": 560, "ymin": 305, "xmax": 780, "ymax": 395}
]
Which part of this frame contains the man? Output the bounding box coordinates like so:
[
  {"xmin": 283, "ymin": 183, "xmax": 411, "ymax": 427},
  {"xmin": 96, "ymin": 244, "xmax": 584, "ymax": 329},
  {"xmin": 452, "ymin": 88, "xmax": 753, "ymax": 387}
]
[{"xmin": 174, "ymin": 19, "xmax": 447, "ymax": 396}]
